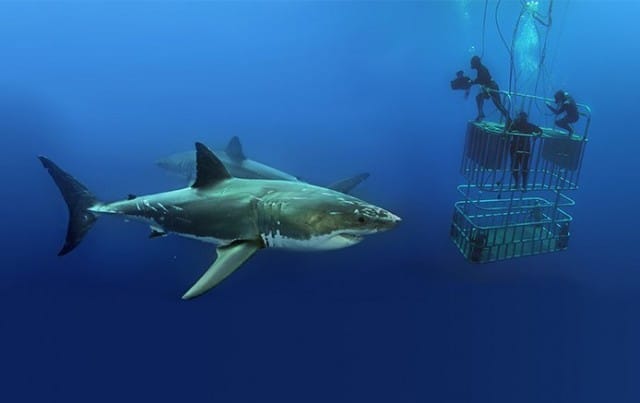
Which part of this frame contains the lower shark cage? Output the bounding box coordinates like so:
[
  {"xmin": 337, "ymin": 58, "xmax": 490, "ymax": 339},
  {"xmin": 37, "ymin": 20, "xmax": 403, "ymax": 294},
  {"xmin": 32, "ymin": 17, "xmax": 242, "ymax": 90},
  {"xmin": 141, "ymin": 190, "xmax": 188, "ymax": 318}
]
[
  {"xmin": 449, "ymin": 95, "xmax": 590, "ymax": 263},
  {"xmin": 450, "ymin": 192, "xmax": 572, "ymax": 263}
]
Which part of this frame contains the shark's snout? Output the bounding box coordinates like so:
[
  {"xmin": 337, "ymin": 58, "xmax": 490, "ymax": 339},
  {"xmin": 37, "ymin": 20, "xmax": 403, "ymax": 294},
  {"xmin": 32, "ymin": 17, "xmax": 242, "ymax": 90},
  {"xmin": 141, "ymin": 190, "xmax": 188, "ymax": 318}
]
[
  {"xmin": 375, "ymin": 209, "xmax": 401, "ymax": 231},
  {"xmin": 155, "ymin": 159, "xmax": 169, "ymax": 168},
  {"xmin": 388, "ymin": 211, "xmax": 402, "ymax": 223},
  {"xmin": 387, "ymin": 212, "xmax": 402, "ymax": 229}
]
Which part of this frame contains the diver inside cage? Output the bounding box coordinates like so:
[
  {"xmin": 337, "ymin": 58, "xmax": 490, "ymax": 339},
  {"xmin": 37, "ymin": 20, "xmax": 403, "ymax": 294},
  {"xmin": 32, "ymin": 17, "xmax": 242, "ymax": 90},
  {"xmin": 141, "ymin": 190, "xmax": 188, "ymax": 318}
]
[{"xmin": 491, "ymin": 111, "xmax": 543, "ymax": 192}]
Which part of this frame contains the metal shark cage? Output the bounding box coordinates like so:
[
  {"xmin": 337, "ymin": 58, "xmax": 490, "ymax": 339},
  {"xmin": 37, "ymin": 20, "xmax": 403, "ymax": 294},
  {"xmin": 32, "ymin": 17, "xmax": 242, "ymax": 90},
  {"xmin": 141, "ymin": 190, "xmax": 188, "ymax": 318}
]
[{"xmin": 450, "ymin": 92, "xmax": 591, "ymax": 263}]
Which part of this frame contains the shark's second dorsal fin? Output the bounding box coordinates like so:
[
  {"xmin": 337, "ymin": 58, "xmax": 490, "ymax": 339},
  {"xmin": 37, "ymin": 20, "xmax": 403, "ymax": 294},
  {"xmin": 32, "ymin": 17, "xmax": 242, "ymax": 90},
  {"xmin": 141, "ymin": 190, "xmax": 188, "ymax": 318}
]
[
  {"xmin": 225, "ymin": 136, "xmax": 246, "ymax": 162},
  {"xmin": 192, "ymin": 142, "xmax": 232, "ymax": 188}
]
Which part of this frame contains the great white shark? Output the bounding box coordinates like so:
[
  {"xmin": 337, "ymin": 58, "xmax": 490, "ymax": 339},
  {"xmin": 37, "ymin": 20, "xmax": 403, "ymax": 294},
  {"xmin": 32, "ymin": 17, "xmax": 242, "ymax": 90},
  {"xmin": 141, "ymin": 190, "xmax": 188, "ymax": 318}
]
[
  {"xmin": 39, "ymin": 142, "xmax": 400, "ymax": 299},
  {"xmin": 156, "ymin": 136, "xmax": 370, "ymax": 194}
]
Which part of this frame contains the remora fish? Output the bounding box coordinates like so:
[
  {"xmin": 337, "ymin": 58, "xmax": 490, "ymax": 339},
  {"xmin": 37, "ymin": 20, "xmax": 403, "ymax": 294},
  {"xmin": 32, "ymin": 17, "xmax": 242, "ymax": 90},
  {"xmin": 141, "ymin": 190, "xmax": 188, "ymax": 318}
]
[
  {"xmin": 156, "ymin": 136, "xmax": 370, "ymax": 194},
  {"xmin": 39, "ymin": 142, "xmax": 400, "ymax": 299}
]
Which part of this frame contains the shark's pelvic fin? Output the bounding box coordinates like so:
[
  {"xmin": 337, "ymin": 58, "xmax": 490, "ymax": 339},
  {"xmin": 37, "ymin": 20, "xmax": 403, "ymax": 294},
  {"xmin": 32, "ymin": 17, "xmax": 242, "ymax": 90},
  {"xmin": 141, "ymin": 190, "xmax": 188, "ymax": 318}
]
[
  {"xmin": 149, "ymin": 228, "xmax": 167, "ymax": 239},
  {"xmin": 192, "ymin": 142, "xmax": 232, "ymax": 188},
  {"xmin": 225, "ymin": 136, "xmax": 246, "ymax": 162},
  {"xmin": 182, "ymin": 240, "xmax": 261, "ymax": 300},
  {"xmin": 327, "ymin": 172, "xmax": 370, "ymax": 194},
  {"xmin": 38, "ymin": 156, "xmax": 100, "ymax": 256}
]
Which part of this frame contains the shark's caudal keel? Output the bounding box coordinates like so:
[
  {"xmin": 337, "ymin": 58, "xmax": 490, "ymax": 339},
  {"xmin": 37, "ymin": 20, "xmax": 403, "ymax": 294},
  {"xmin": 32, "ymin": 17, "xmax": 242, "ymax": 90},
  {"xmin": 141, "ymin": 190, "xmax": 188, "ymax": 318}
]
[{"xmin": 39, "ymin": 143, "xmax": 401, "ymax": 300}]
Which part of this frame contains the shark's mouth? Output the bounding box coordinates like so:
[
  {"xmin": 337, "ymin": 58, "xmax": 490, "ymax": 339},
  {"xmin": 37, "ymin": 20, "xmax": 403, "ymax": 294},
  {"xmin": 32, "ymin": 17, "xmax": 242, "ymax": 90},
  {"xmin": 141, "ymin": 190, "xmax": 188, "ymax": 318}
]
[
  {"xmin": 261, "ymin": 229, "xmax": 370, "ymax": 250},
  {"xmin": 336, "ymin": 232, "xmax": 364, "ymax": 244}
]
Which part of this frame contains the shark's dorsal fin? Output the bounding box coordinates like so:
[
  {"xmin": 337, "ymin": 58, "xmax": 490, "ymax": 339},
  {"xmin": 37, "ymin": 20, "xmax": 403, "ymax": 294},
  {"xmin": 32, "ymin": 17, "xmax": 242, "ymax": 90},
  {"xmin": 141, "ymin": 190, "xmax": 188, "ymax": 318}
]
[
  {"xmin": 225, "ymin": 136, "xmax": 246, "ymax": 162},
  {"xmin": 327, "ymin": 172, "xmax": 370, "ymax": 194},
  {"xmin": 192, "ymin": 142, "xmax": 232, "ymax": 188}
]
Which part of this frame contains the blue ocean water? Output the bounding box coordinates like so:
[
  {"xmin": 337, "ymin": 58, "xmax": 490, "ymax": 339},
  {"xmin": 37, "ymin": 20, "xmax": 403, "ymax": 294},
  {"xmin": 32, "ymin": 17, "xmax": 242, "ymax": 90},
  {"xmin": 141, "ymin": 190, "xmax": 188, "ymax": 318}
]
[{"xmin": 1, "ymin": 1, "xmax": 639, "ymax": 402}]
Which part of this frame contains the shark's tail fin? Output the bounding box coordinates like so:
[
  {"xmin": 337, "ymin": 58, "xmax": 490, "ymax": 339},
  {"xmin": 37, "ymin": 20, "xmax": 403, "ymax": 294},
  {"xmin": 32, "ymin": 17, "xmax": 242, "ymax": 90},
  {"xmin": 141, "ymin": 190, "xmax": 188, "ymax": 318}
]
[{"xmin": 38, "ymin": 156, "xmax": 99, "ymax": 256}]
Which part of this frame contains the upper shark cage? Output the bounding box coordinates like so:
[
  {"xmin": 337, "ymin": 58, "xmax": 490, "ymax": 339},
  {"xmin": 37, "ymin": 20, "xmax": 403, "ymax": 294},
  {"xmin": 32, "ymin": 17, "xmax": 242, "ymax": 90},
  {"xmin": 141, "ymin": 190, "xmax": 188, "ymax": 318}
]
[{"xmin": 449, "ymin": 92, "xmax": 591, "ymax": 263}]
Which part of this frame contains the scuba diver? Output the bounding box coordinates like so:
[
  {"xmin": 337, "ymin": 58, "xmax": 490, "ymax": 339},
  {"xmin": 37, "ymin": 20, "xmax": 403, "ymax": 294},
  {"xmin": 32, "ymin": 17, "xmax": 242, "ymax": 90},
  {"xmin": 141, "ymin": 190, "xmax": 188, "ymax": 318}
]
[
  {"xmin": 556, "ymin": 223, "xmax": 570, "ymax": 249},
  {"xmin": 469, "ymin": 56, "xmax": 511, "ymax": 125},
  {"xmin": 470, "ymin": 229, "xmax": 488, "ymax": 263},
  {"xmin": 546, "ymin": 90, "xmax": 579, "ymax": 134},
  {"xmin": 529, "ymin": 200, "xmax": 545, "ymax": 228},
  {"xmin": 507, "ymin": 111, "xmax": 542, "ymax": 191}
]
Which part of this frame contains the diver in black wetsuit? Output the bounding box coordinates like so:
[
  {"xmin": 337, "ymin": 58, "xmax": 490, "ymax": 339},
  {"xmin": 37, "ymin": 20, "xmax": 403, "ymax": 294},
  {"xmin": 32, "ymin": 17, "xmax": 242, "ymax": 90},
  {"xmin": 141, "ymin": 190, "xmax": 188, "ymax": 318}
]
[
  {"xmin": 469, "ymin": 56, "xmax": 510, "ymax": 124},
  {"xmin": 507, "ymin": 111, "xmax": 542, "ymax": 191},
  {"xmin": 546, "ymin": 90, "xmax": 579, "ymax": 134}
]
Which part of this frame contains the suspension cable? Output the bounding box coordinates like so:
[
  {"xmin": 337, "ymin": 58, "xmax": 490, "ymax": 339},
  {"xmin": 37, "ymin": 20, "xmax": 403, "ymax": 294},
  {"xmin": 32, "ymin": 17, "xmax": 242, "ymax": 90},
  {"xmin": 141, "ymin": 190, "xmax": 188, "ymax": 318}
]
[
  {"xmin": 480, "ymin": 0, "xmax": 489, "ymax": 58},
  {"xmin": 531, "ymin": 1, "xmax": 554, "ymax": 115}
]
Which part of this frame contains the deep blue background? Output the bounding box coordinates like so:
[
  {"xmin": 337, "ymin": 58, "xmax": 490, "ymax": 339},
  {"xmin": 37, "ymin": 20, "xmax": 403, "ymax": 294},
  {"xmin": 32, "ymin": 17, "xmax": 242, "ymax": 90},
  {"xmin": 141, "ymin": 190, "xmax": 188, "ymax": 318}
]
[{"xmin": 1, "ymin": 2, "xmax": 639, "ymax": 402}]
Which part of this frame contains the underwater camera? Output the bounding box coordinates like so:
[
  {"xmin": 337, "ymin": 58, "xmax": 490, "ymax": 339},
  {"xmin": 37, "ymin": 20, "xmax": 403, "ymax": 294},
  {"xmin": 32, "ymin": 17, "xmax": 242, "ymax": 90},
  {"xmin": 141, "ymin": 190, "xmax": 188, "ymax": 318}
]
[{"xmin": 451, "ymin": 70, "xmax": 472, "ymax": 91}]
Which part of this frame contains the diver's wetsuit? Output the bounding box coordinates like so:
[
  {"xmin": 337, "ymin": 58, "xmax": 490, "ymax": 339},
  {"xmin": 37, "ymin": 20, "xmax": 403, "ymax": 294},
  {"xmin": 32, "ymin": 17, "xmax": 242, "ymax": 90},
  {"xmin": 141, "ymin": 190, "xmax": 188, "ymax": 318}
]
[
  {"xmin": 508, "ymin": 119, "xmax": 542, "ymax": 190},
  {"xmin": 547, "ymin": 95, "xmax": 579, "ymax": 133},
  {"xmin": 473, "ymin": 63, "xmax": 510, "ymax": 122}
]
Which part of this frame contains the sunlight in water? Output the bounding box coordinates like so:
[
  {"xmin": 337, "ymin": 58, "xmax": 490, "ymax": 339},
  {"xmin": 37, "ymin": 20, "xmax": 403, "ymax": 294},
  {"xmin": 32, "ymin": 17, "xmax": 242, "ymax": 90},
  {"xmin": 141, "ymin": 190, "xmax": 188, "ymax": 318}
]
[
  {"xmin": 514, "ymin": 1, "xmax": 541, "ymax": 91},
  {"xmin": 459, "ymin": 0, "xmax": 471, "ymax": 21}
]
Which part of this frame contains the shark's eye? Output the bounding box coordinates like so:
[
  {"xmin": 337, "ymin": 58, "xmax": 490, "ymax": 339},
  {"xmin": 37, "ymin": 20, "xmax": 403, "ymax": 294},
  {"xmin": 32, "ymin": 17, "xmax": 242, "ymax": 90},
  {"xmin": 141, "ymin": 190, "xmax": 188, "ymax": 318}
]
[{"xmin": 358, "ymin": 216, "xmax": 366, "ymax": 224}]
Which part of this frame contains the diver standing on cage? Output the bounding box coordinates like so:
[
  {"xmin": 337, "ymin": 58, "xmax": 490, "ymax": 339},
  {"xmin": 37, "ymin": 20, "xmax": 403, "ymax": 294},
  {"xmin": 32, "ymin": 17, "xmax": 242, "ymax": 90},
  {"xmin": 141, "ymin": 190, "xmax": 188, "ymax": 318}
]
[
  {"xmin": 546, "ymin": 89, "xmax": 579, "ymax": 135},
  {"xmin": 507, "ymin": 111, "xmax": 542, "ymax": 191},
  {"xmin": 469, "ymin": 56, "xmax": 511, "ymax": 125}
]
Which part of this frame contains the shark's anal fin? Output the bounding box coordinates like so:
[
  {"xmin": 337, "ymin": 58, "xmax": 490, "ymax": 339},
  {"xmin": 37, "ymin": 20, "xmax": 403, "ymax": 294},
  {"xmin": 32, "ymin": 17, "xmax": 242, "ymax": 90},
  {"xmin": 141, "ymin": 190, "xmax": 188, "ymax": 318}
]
[{"xmin": 181, "ymin": 240, "xmax": 261, "ymax": 300}]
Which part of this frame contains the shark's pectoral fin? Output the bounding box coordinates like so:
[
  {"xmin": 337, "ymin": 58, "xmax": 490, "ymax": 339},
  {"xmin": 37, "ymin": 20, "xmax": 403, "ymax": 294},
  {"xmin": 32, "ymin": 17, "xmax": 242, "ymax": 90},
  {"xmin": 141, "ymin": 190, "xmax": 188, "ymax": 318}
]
[{"xmin": 181, "ymin": 240, "xmax": 261, "ymax": 300}]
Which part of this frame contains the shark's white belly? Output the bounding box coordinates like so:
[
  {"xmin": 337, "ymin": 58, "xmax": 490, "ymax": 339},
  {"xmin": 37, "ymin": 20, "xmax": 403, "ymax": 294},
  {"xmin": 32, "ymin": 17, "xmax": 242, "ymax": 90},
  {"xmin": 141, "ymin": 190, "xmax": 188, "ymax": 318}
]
[{"xmin": 178, "ymin": 232, "xmax": 233, "ymax": 245}]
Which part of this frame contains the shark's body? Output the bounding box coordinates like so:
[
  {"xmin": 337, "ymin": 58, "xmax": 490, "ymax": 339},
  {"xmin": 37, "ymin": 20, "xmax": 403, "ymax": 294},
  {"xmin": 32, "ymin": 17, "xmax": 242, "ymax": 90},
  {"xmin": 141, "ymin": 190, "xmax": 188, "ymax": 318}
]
[
  {"xmin": 39, "ymin": 143, "xmax": 400, "ymax": 299},
  {"xmin": 156, "ymin": 136, "xmax": 369, "ymax": 194}
]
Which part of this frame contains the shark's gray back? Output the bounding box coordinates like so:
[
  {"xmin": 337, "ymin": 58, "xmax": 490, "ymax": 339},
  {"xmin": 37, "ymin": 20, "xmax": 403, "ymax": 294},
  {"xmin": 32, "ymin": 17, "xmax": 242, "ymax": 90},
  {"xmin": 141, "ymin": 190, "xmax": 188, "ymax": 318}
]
[
  {"xmin": 155, "ymin": 137, "xmax": 369, "ymax": 194},
  {"xmin": 156, "ymin": 149, "xmax": 298, "ymax": 182},
  {"xmin": 98, "ymin": 178, "xmax": 378, "ymax": 247}
]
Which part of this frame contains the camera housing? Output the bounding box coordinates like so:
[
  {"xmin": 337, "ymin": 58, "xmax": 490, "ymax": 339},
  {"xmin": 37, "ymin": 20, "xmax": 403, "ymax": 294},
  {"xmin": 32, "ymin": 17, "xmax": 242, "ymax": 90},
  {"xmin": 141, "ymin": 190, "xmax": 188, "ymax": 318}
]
[{"xmin": 451, "ymin": 71, "xmax": 472, "ymax": 91}]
